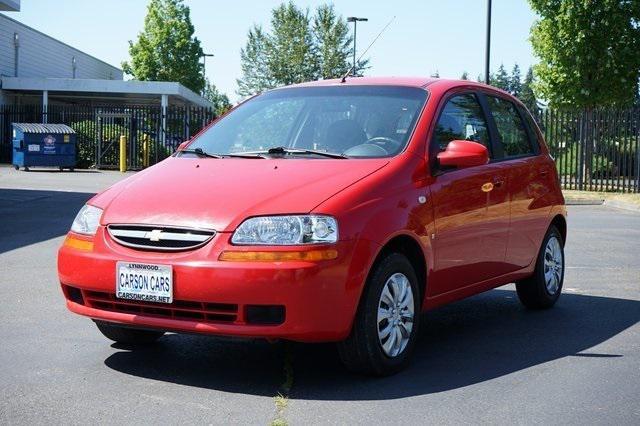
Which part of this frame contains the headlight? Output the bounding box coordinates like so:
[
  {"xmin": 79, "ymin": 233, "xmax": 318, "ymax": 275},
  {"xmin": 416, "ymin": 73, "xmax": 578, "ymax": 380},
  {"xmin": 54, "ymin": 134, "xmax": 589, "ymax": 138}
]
[
  {"xmin": 232, "ymin": 215, "xmax": 338, "ymax": 245},
  {"xmin": 70, "ymin": 204, "xmax": 103, "ymax": 236}
]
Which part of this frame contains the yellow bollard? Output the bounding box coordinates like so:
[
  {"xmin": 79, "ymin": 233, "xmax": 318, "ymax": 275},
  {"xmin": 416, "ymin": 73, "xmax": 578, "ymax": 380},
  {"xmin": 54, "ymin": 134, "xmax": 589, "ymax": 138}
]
[
  {"xmin": 119, "ymin": 135, "xmax": 127, "ymax": 172},
  {"xmin": 142, "ymin": 134, "xmax": 149, "ymax": 168}
]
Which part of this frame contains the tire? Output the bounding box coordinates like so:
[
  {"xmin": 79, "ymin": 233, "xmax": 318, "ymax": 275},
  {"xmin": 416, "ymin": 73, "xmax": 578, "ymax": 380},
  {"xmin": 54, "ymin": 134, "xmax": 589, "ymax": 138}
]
[
  {"xmin": 338, "ymin": 253, "xmax": 421, "ymax": 376},
  {"xmin": 95, "ymin": 321, "xmax": 164, "ymax": 345},
  {"xmin": 516, "ymin": 225, "xmax": 565, "ymax": 309}
]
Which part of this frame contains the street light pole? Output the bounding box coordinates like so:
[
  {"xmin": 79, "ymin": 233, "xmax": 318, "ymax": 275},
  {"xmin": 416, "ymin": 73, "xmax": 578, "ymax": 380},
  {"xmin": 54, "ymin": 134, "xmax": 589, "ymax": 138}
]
[
  {"xmin": 485, "ymin": 0, "xmax": 492, "ymax": 84},
  {"xmin": 200, "ymin": 53, "xmax": 214, "ymax": 93},
  {"xmin": 347, "ymin": 17, "xmax": 368, "ymax": 76}
]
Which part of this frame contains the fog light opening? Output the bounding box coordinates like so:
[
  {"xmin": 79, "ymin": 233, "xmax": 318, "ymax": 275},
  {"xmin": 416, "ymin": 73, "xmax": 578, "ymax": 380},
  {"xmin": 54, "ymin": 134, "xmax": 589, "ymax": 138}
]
[
  {"xmin": 63, "ymin": 285, "xmax": 85, "ymax": 305},
  {"xmin": 246, "ymin": 305, "xmax": 285, "ymax": 325}
]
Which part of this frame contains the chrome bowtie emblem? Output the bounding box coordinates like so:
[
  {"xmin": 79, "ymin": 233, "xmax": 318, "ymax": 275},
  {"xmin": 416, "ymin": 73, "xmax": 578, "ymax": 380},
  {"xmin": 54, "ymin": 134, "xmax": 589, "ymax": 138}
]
[{"xmin": 146, "ymin": 229, "xmax": 163, "ymax": 242}]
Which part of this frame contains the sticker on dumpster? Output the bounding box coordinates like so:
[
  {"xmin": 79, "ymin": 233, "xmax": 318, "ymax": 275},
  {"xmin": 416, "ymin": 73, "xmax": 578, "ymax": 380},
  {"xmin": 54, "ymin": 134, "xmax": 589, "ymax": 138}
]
[
  {"xmin": 43, "ymin": 135, "xmax": 56, "ymax": 154},
  {"xmin": 28, "ymin": 144, "xmax": 40, "ymax": 152},
  {"xmin": 64, "ymin": 134, "xmax": 70, "ymax": 143}
]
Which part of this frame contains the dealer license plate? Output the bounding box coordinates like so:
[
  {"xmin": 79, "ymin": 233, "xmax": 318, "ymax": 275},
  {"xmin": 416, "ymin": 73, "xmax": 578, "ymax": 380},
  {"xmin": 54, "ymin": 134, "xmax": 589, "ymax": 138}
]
[{"xmin": 116, "ymin": 262, "xmax": 173, "ymax": 304}]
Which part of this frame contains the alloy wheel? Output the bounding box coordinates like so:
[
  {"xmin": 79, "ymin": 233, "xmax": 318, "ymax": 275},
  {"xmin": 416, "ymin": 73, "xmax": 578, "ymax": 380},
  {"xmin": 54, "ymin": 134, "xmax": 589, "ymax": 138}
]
[
  {"xmin": 543, "ymin": 236, "xmax": 563, "ymax": 295},
  {"xmin": 377, "ymin": 272, "xmax": 415, "ymax": 357}
]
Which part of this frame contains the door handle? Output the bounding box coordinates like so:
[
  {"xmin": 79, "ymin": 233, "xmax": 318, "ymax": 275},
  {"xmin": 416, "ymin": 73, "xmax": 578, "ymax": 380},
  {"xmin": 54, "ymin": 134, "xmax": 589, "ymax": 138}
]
[{"xmin": 540, "ymin": 169, "xmax": 549, "ymax": 177}]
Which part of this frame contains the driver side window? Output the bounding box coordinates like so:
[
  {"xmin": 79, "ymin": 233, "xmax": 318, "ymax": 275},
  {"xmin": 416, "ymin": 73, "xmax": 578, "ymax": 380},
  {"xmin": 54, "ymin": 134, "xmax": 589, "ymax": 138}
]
[{"xmin": 433, "ymin": 94, "xmax": 491, "ymax": 156}]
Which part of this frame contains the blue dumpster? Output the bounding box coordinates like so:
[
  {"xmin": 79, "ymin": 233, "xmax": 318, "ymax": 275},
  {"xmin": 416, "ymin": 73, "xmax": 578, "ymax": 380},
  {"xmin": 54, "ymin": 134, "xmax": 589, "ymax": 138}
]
[{"xmin": 12, "ymin": 123, "xmax": 77, "ymax": 171}]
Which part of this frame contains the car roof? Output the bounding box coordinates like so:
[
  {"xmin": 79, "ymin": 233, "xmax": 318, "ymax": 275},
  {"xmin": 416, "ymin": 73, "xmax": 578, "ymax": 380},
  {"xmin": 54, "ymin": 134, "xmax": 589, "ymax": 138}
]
[{"xmin": 285, "ymin": 76, "xmax": 497, "ymax": 91}]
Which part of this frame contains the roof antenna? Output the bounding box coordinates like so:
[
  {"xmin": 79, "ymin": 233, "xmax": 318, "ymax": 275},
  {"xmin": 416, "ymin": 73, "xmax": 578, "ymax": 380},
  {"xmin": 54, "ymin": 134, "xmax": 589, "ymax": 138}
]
[{"xmin": 341, "ymin": 16, "xmax": 396, "ymax": 83}]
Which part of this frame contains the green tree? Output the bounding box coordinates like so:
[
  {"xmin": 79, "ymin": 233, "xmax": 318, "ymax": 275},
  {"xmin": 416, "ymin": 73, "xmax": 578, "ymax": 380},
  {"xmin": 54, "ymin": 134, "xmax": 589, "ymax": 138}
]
[
  {"xmin": 460, "ymin": 71, "xmax": 469, "ymax": 80},
  {"xmin": 529, "ymin": 0, "xmax": 640, "ymax": 108},
  {"xmin": 519, "ymin": 66, "xmax": 538, "ymax": 112},
  {"xmin": 237, "ymin": 26, "xmax": 274, "ymax": 97},
  {"xmin": 267, "ymin": 2, "xmax": 318, "ymax": 86},
  {"xmin": 509, "ymin": 64, "xmax": 522, "ymax": 97},
  {"xmin": 122, "ymin": 0, "xmax": 205, "ymax": 93},
  {"xmin": 490, "ymin": 64, "xmax": 510, "ymax": 91},
  {"xmin": 203, "ymin": 79, "xmax": 232, "ymax": 116},
  {"xmin": 313, "ymin": 4, "xmax": 351, "ymax": 79},
  {"xmin": 237, "ymin": 2, "xmax": 365, "ymax": 97}
]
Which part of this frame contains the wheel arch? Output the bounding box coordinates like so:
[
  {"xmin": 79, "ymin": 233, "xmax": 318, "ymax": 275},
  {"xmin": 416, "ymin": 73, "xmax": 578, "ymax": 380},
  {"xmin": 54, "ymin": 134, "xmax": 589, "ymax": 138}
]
[
  {"xmin": 367, "ymin": 234, "xmax": 428, "ymax": 306},
  {"xmin": 550, "ymin": 214, "xmax": 567, "ymax": 246}
]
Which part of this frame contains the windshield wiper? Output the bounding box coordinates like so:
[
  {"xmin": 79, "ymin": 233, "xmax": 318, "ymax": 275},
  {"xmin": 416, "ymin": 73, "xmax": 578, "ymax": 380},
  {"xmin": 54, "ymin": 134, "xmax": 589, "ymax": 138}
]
[
  {"xmin": 180, "ymin": 148, "xmax": 264, "ymax": 159},
  {"xmin": 180, "ymin": 148, "xmax": 223, "ymax": 159},
  {"xmin": 224, "ymin": 153, "xmax": 266, "ymax": 159},
  {"xmin": 266, "ymin": 146, "xmax": 348, "ymax": 159}
]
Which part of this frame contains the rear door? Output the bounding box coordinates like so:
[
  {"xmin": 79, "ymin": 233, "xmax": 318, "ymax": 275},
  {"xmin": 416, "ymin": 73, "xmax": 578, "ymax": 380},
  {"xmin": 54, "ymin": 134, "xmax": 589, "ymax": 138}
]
[
  {"xmin": 429, "ymin": 92, "xmax": 511, "ymax": 296},
  {"xmin": 483, "ymin": 95, "xmax": 552, "ymax": 271}
]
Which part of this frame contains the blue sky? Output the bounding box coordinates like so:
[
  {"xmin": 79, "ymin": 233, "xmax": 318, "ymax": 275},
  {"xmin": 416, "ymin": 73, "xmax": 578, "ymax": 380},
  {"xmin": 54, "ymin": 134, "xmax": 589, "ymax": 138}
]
[{"xmin": 6, "ymin": 0, "xmax": 538, "ymax": 101}]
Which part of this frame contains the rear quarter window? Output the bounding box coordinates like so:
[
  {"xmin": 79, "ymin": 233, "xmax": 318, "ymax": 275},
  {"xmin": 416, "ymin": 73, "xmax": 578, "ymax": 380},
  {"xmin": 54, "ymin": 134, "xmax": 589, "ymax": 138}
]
[{"xmin": 487, "ymin": 96, "xmax": 534, "ymax": 157}]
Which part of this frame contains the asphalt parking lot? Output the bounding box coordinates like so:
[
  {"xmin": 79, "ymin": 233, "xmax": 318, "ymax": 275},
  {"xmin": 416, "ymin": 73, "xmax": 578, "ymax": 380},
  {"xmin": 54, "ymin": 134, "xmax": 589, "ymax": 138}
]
[{"xmin": 1, "ymin": 166, "xmax": 639, "ymax": 425}]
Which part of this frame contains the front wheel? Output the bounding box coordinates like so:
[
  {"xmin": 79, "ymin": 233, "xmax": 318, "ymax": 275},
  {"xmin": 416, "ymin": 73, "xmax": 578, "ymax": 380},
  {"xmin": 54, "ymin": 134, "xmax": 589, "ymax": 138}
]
[
  {"xmin": 338, "ymin": 253, "xmax": 421, "ymax": 376},
  {"xmin": 516, "ymin": 225, "xmax": 565, "ymax": 309},
  {"xmin": 95, "ymin": 321, "xmax": 164, "ymax": 345}
]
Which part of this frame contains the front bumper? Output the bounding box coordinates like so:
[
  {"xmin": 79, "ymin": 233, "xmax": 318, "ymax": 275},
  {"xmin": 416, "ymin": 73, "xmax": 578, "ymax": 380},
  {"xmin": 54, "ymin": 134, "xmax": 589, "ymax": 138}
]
[{"xmin": 58, "ymin": 227, "xmax": 374, "ymax": 342}]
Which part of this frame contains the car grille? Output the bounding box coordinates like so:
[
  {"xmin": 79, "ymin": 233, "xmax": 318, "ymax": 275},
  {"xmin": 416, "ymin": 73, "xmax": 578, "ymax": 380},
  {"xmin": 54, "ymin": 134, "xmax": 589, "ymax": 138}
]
[
  {"xmin": 107, "ymin": 224, "xmax": 215, "ymax": 251},
  {"xmin": 83, "ymin": 290, "xmax": 238, "ymax": 323}
]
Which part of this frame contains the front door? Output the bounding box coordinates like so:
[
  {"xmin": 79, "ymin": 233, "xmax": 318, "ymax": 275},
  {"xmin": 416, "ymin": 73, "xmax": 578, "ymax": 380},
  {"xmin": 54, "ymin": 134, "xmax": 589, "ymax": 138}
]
[{"xmin": 428, "ymin": 93, "xmax": 511, "ymax": 295}]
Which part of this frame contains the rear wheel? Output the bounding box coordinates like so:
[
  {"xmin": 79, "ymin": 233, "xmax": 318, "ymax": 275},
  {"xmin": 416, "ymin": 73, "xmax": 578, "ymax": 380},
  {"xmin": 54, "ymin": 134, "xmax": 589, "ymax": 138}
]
[
  {"xmin": 516, "ymin": 225, "xmax": 565, "ymax": 309},
  {"xmin": 338, "ymin": 253, "xmax": 420, "ymax": 376},
  {"xmin": 95, "ymin": 321, "xmax": 164, "ymax": 345}
]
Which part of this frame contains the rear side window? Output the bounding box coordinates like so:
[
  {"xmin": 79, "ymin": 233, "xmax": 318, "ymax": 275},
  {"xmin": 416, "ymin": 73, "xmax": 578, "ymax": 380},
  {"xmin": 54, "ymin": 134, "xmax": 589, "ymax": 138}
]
[
  {"xmin": 521, "ymin": 107, "xmax": 542, "ymax": 152},
  {"xmin": 432, "ymin": 94, "xmax": 491, "ymax": 155},
  {"xmin": 487, "ymin": 96, "xmax": 533, "ymax": 157}
]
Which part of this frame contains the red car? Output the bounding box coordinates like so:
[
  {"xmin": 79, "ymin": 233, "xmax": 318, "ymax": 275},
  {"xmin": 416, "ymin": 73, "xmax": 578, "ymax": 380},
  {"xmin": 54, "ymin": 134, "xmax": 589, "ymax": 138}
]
[{"xmin": 58, "ymin": 77, "xmax": 566, "ymax": 375}]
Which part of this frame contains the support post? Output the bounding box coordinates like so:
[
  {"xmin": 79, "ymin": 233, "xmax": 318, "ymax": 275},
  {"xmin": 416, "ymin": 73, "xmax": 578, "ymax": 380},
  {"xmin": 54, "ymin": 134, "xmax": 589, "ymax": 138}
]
[
  {"xmin": 119, "ymin": 135, "xmax": 127, "ymax": 172},
  {"xmin": 161, "ymin": 94, "xmax": 168, "ymax": 153},
  {"xmin": 42, "ymin": 90, "xmax": 48, "ymax": 123}
]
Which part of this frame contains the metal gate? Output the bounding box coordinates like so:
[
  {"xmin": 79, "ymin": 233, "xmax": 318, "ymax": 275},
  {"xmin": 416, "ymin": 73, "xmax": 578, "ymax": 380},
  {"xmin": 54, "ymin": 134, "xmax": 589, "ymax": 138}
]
[
  {"xmin": 1, "ymin": 104, "xmax": 215, "ymax": 170},
  {"xmin": 96, "ymin": 112, "xmax": 130, "ymax": 169}
]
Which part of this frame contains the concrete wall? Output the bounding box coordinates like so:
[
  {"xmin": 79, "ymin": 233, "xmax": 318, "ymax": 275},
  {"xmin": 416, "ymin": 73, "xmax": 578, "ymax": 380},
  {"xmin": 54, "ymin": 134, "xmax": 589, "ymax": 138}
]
[{"xmin": 0, "ymin": 13, "xmax": 122, "ymax": 80}]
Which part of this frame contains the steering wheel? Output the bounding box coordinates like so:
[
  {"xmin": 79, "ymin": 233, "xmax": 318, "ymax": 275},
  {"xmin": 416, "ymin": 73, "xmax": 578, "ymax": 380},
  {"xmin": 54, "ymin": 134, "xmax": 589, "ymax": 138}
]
[{"xmin": 365, "ymin": 136, "xmax": 402, "ymax": 152}]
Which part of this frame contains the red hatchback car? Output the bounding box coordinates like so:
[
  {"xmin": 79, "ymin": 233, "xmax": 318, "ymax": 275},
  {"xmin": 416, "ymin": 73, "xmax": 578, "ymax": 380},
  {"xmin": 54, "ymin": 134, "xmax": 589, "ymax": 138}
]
[{"xmin": 58, "ymin": 77, "xmax": 566, "ymax": 375}]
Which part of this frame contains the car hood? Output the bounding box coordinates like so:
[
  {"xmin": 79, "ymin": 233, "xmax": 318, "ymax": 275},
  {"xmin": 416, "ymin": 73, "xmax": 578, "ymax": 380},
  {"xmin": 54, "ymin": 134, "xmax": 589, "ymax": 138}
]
[{"xmin": 94, "ymin": 156, "xmax": 389, "ymax": 232}]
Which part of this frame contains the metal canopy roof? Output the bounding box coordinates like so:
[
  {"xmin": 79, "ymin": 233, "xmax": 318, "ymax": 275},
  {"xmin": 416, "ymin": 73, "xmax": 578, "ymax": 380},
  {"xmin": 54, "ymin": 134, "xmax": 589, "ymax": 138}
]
[
  {"xmin": 12, "ymin": 123, "xmax": 76, "ymax": 134},
  {"xmin": 1, "ymin": 77, "xmax": 213, "ymax": 108}
]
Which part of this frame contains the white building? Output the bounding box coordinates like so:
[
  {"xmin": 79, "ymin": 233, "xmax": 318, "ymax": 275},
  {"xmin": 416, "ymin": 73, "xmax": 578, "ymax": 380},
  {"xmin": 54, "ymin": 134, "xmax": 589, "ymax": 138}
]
[
  {"xmin": 0, "ymin": 1, "xmax": 211, "ymax": 108},
  {"xmin": 0, "ymin": 1, "xmax": 214, "ymax": 165}
]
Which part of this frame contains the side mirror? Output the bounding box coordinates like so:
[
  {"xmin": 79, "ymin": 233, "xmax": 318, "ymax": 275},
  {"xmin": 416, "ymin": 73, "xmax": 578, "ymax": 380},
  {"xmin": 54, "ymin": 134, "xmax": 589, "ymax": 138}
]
[
  {"xmin": 176, "ymin": 140, "xmax": 190, "ymax": 152},
  {"xmin": 437, "ymin": 140, "xmax": 489, "ymax": 169}
]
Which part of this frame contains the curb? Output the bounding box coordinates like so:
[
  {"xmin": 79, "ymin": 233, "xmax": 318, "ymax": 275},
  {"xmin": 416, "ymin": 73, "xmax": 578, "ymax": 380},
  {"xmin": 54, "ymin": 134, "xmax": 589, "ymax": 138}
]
[
  {"xmin": 565, "ymin": 198, "xmax": 604, "ymax": 206},
  {"xmin": 604, "ymin": 199, "xmax": 640, "ymax": 213}
]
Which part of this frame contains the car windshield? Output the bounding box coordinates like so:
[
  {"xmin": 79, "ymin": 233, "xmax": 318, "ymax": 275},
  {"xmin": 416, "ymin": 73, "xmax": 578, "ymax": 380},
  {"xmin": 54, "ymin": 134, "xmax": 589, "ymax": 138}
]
[{"xmin": 187, "ymin": 85, "xmax": 428, "ymax": 158}]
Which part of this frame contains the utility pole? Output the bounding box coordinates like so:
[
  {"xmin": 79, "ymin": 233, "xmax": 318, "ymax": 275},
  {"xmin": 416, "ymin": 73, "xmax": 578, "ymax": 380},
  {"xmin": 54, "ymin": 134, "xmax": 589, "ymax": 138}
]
[
  {"xmin": 485, "ymin": 0, "xmax": 492, "ymax": 84},
  {"xmin": 347, "ymin": 17, "xmax": 368, "ymax": 76}
]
